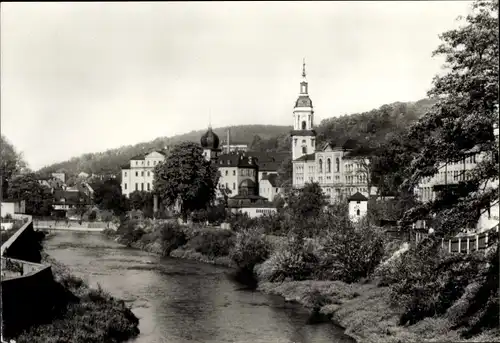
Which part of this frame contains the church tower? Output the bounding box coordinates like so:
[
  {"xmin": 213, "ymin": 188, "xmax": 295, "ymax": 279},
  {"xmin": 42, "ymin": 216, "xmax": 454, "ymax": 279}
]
[{"xmin": 291, "ymin": 59, "xmax": 316, "ymax": 160}]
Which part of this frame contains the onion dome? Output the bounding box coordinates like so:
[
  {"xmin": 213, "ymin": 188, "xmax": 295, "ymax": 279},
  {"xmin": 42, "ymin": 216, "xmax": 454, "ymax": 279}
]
[{"xmin": 200, "ymin": 127, "xmax": 220, "ymax": 150}]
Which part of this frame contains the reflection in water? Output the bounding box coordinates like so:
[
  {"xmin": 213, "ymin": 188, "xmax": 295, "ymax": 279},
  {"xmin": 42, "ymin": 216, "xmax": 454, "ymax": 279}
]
[{"xmin": 44, "ymin": 232, "xmax": 355, "ymax": 343}]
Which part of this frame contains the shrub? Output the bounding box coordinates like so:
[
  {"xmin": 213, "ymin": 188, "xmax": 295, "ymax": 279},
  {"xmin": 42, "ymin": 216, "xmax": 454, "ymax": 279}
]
[
  {"xmin": 230, "ymin": 229, "xmax": 271, "ymax": 271},
  {"xmin": 158, "ymin": 221, "xmax": 188, "ymax": 255},
  {"xmin": 258, "ymin": 236, "xmax": 319, "ymax": 282},
  {"xmin": 316, "ymin": 220, "xmax": 385, "ymax": 283},
  {"xmin": 227, "ymin": 212, "xmax": 256, "ymax": 231},
  {"xmin": 188, "ymin": 229, "xmax": 235, "ymax": 258},
  {"xmin": 88, "ymin": 210, "xmax": 97, "ymax": 222},
  {"xmin": 388, "ymin": 235, "xmax": 490, "ymax": 326}
]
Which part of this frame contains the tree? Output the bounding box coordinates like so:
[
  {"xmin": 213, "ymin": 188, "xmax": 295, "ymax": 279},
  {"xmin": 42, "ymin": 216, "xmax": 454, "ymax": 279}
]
[
  {"xmin": 1, "ymin": 135, "xmax": 27, "ymax": 197},
  {"xmin": 276, "ymin": 156, "xmax": 293, "ymax": 189},
  {"xmin": 401, "ymin": 0, "xmax": 499, "ymax": 233},
  {"xmin": 153, "ymin": 142, "xmax": 220, "ymax": 222},
  {"xmin": 6, "ymin": 173, "xmax": 53, "ymax": 216},
  {"xmin": 287, "ymin": 182, "xmax": 327, "ymax": 221},
  {"xmin": 93, "ymin": 178, "xmax": 129, "ymax": 215},
  {"xmin": 129, "ymin": 191, "xmax": 154, "ymax": 218}
]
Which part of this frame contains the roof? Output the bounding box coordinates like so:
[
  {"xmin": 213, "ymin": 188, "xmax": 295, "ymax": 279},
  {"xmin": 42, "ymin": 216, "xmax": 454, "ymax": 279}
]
[
  {"xmin": 130, "ymin": 150, "xmax": 167, "ymax": 161},
  {"xmin": 262, "ymin": 174, "xmax": 279, "ymax": 187},
  {"xmin": 293, "ymin": 153, "xmax": 316, "ymax": 162},
  {"xmin": 200, "ymin": 127, "xmax": 220, "ymax": 150},
  {"xmin": 259, "ymin": 161, "xmax": 281, "ymax": 172},
  {"xmin": 217, "ymin": 153, "xmax": 258, "ymax": 168},
  {"xmin": 348, "ymin": 192, "xmax": 368, "ymax": 202},
  {"xmin": 295, "ymin": 95, "xmax": 313, "ymax": 108},
  {"xmin": 53, "ymin": 189, "xmax": 90, "ymax": 204}
]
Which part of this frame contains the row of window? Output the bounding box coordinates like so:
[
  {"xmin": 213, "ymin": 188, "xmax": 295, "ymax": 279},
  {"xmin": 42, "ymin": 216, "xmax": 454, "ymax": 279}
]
[
  {"xmin": 124, "ymin": 171, "xmax": 153, "ymax": 178},
  {"xmin": 123, "ymin": 183, "xmax": 151, "ymax": 192},
  {"xmin": 293, "ymin": 138, "xmax": 315, "ymax": 148},
  {"xmin": 318, "ymin": 175, "xmax": 341, "ymax": 183},
  {"xmin": 133, "ymin": 160, "xmax": 161, "ymax": 167},
  {"xmin": 256, "ymin": 209, "xmax": 275, "ymax": 214},
  {"xmin": 260, "ymin": 187, "xmax": 280, "ymax": 194},
  {"xmin": 346, "ymin": 174, "xmax": 367, "ymax": 184},
  {"xmin": 318, "ymin": 158, "xmax": 340, "ymax": 173},
  {"xmin": 221, "ymin": 169, "xmax": 255, "ymax": 177}
]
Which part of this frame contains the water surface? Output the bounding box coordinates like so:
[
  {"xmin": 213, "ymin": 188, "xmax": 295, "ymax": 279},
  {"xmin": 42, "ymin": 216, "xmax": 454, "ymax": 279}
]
[{"xmin": 44, "ymin": 232, "xmax": 355, "ymax": 343}]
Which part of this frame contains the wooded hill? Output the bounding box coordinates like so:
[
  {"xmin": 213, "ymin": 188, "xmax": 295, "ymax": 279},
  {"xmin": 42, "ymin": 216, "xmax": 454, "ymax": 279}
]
[{"xmin": 37, "ymin": 98, "xmax": 436, "ymax": 177}]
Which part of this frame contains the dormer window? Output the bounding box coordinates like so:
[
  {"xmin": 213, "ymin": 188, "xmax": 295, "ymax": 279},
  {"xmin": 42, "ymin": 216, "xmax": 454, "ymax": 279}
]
[{"xmin": 227, "ymin": 160, "xmax": 230, "ymax": 165}]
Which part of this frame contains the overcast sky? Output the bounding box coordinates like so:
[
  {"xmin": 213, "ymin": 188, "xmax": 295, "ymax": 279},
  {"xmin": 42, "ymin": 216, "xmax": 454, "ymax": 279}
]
[{"xmin": 1, "ymin": 1, "xmax": 473, "ymax": 170}]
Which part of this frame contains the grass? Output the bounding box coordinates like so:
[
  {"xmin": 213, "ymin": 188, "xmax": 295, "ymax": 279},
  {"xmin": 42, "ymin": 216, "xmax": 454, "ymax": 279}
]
[{"xmin": 13, "ymin": 253, "xmax": 140, "ymax": 343}]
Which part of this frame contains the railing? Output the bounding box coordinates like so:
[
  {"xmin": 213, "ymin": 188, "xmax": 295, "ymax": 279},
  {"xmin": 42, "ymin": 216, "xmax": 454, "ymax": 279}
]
[{"xmin": 414, "ymin": 225, "xmax": 499, "ymax": 254}]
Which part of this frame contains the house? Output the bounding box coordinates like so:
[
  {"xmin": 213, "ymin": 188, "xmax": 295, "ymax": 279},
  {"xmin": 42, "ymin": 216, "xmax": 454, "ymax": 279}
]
[
  {"xmin": 1, "ymin": 199, "xmax": 26, "ymax": 218},
  {"xmin": 52, "ymin": 189, "xmax": 91, "ymax": 217},
  {"xmin": 259, "ymin": 173, "xmax": 281, "ymax": 202},
  {"xmin": 227, "ymin": 194, "xmax": 277, "ymax": 218},
  {"xmin": 215, "ymin": 152, "xmax": 259, "ymax": 198},
  {"xmin": 121, "ymin": 150, "xmax": 167, "ymax": 197},
  {"xmin": 348, "ymin": 192, "xmax": 368, "ymax": 223},
  {"xmin": 51, "ymin": 172, "xmax": 66, "ymax": 184}
]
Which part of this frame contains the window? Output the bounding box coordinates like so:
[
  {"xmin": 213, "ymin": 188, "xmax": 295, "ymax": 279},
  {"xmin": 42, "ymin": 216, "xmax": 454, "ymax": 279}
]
[
  {"xmin": 124, "ymin": 172, "xmax": 128, "ymax": 177},
  {"xmin": 294, "ymin": 139, "xmax": 297, "ymax": 147},
  {"xmin": 147, "ymin": 161, "xmax": 150, "ymax": 166},
  {"xmin": 233, "ymin": 170, "xmax": 236, "ymax": 176},
  {"xmin": 141, "ymin": 171, "xmax": 144, "ymax": 176},
  {"xmin": 141, "ymin": 183, "xmax": 144, "ymax": 191},
  {"xmin": 226, "ymin": 182, "xmax": 228, "ymax": 189},
  {"xmin": 147, "ymin": 171, "xmax": 150, "ymax": 177},
  {"xmin": 233, "ymin": 183, "xmax": 236, "ymax": 190},
  {"xmin": 147, "ymin": 183, "xmax": 150, "ymax": 191},
  {"xmin": 319, "ymin": 159, "xmax": 323, "ymax": 173},
  {"xmin": 124, "ymin": 183, "xmax": 127, "ymax": 190},
  {"xmin": 225, "ymin": 170, "xmax": 228, "ymax": 176},
  {"xmin": 336, "ymin": 158, "xmax": 340, "ymax": 172},
  {"xmin": 142, "ymin": 161, "xmax": 144, "ymax": 165},
  {"xmin": 357, "ymin": 209, "xmax": 360, "ymax": 216},
  {"xmin": 136, "ymin": 161, "xmax": 139, "ymax": 166},
  {"xmin": 135, "ymin": 172, "xmax": 138, "ymax": 177},
  {"xmin": 327, "ymin": 158, "xmax": 331, "ymax": 173},
  {"xmin": 302, "ymin": 121, "xmax": 306, "ymax": 130},
  {"xmin": 135, "ymin": 183, "xmax": 138, "ymax": 191}
]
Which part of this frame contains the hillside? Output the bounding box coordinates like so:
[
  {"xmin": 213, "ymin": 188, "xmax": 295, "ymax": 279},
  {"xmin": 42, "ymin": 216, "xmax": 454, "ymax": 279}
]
[
  {"xmin": 36, "ymin": 125, "xmax": 292, "ymax": 176},
  {"xmin": 37, "ymin": 98, "xmax": 437, "ymax": 177}
]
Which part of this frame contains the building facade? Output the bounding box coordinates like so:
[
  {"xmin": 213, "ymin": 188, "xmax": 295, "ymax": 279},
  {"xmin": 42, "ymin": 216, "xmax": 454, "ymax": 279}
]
[
  {"xmin": 121, "ymin": 150, "xmax": 166, "ymax": 197},
  {"xmin": 291, "ymin": 61, "xmax": 373, "ymax": 203}
]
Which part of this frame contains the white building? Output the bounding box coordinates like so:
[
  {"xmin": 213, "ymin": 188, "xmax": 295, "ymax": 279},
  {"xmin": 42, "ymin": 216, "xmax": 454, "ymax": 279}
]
[
  {"xmin": 1, "ymin": 199, "xmax": 26, "ymax": 218},
  {"xmin": 348, "ymin": 192, "xmax": 368, "ymax": 223},
  {"xmin": 121, "ymin": 150, "xmax": 166, "ymax": 197},
  {"xmin": 259, "ymin": 173, "xmax": 280, "ymax": 202},
  {"xmin": 291, "ymin": 61, "xmax": 374, "ymax": 203}
]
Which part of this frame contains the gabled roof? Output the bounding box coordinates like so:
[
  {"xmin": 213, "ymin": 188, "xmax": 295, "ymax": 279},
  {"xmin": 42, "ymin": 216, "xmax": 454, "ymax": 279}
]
[
  {"xmin": 262, "ymin": 174, "xmax": 279, "ymax": 187},
  {"xmin": 293, "ymin": 153, "xmax": 316, "ymax": 162},
  {"xmin": 217, "ymin": 153, "xmax": 258, "ymax": 168},
  {"xmin": 259, "ymin": 161, "xmax": 281, "ymax": 172},
  {"xmin": 348, "ymin": 192, "xmax": 368, "ymax": 202}
]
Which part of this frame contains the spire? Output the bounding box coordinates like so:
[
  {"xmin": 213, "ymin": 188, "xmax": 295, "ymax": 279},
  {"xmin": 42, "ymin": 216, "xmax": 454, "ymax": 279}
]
[
  {"xmin": 302, "ymin": 58, "xmax": 306, "ymax": 78},
  {"xmin": 208, "ymin": 108, "xmax": 212, "ymax": 129}
]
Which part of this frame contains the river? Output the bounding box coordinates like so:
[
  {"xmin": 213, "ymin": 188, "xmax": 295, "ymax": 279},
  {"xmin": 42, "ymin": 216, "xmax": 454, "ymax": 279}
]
[{"xmin": 44, "ymin": 231, "xmax": 355, "ymax": 343}]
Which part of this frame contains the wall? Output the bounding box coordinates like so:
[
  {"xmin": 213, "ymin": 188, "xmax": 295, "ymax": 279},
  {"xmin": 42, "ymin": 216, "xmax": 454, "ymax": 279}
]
[
  {"xmin": 230, "ymin": 207, "xmax": 277, "ymax": 218},
  {"xmin": 1, "ymin": 220, "xmax": 42, "ymax": 263},
  {"xmin": 348, "ymin": 200, "xmax": 368, "ymax": 223}
]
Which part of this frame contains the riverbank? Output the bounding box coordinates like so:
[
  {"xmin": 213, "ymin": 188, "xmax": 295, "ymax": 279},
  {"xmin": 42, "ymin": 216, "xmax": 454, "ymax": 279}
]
[
  {"xmin": 103, "ymin": 222, "xmax": 500, "ymax": 343},
  {"xmin": 12, "ymin": 250, "xmax": 140, "ymax": 343}
]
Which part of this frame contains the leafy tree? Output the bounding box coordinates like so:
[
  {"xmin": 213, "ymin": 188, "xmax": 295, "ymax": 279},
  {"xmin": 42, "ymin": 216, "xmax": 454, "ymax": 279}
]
[
  {"xmin": 401, "ymin": 0, "xmax": 499, "ymax": 233},
  {"xmin": 276, "ymin": 156, "xmax": 293, "ymax": 188},
  {"xmin": 1, "ymin": 135, "xmax": 27, "ymax": 197},
  {"xmin": 93, "ymin": 178, "xmax": 129, "ymax": 215},
  {"xmin": 6, "ymin": 173, "xmax": 53, "ymax": 216},
  {"xmin": 287, "ymin": 182, "xmax": 327, "ymax": 222},
  {"xmin": 249, "ymin": 135, "xmax": 263, "ymax": 151},
  {"xmin": 129, "ymin": 191, "xmax": 154, "ymax": 218},
  {"xmin": 153, "ymin": 142, "xmax": 220, "ymax": 222}
]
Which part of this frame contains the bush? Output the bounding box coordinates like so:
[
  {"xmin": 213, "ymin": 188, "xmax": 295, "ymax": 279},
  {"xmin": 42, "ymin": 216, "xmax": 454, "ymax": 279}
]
[
  {"xmin": 315, "ymin": 220, "xmax": 385, "ymax": 283},
  {"xmin": 258, "ymin": 236, "xmax": 319, "ymax": 282},
  {"xmin": 188, "ymin": 229, "xmax": 235, "ymax": 258},
  {"xmin": 230, "ymin": 229, "xmax": 271, "ymax": 271},
  {"xmin": 388, "ymin": 235, "xmax": 491, "ymax": 327},
  {"xmin": 157, "ymin": 221, "xmax": 188, "ymax": 255}
]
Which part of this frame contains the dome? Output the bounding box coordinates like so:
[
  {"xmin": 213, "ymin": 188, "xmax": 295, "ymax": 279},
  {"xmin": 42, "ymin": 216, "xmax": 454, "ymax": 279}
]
[
  {"xmin": 295, "ymin": 95, "xmax": 312, "ymax": 108},
  {"xmin": 200, "ymin": 127, "xmax": 220, "ymax": 150}
]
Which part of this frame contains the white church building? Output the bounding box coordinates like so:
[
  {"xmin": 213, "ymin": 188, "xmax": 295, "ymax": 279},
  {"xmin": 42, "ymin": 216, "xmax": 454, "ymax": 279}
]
[{"xmin": 291, "ymin": 61, "xmax": 374, "ymax": 203}]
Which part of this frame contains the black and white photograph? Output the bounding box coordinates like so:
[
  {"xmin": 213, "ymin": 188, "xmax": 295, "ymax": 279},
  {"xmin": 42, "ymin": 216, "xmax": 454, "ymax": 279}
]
[{"xmin": 0, "ymin": 1, "xmax": 498, "ymax": 342}]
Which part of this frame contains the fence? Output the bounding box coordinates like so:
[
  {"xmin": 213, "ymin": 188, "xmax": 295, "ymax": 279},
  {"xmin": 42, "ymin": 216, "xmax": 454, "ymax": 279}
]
[{"xmin": 414, "ymin": 225, "xmax": 499, "ymax": 254}]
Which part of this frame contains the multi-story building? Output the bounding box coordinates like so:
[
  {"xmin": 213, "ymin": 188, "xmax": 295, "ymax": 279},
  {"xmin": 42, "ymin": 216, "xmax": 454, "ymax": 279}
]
[
  {"xmin": 414, "ymin": 107, "xmax": 499, "ymax": 233},
  {"xmin": 121, "ymin": 150, "xmax": 166, "ymax": 197},
  {"xmin": 291, "ymin": 61, "xmax": 373, "ymax": 203},
  {"xmin": 215, "ymin": 153, "xmax": 258, "ymax": 197}
]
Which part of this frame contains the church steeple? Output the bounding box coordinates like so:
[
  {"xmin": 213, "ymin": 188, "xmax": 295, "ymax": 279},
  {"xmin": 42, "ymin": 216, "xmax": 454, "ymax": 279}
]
[{"xmin": 300, "ymin": 58, "xmax": 308, "ymax": 95}]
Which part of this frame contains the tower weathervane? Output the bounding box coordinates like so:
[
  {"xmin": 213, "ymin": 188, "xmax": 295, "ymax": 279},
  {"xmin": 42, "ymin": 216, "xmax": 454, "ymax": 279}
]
[
  {"xmin": 208, "ymin": 108, "xmax": 212, "ymax": 129},
  {"xmin": 302, "ymin": 58, "xmax": 306, "ymax": 78}
]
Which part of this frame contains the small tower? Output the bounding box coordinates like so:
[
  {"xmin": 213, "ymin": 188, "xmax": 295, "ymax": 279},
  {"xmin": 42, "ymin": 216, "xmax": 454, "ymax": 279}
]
[
  {"xmin": 291, "ymin": 59, "xmax": 316, "ymax": 160},
  {"xmin": 200, "ymin": 125, "xmax": 221, "ymax": 162}
]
